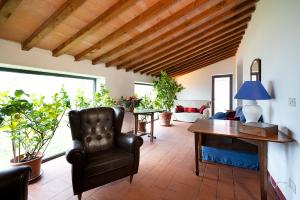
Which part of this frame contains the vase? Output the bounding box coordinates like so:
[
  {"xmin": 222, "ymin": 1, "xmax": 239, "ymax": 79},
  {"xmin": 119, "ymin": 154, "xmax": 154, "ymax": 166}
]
[{"xmin": 10, "ymin": 152, "xmax": 44, "ymax": 181}]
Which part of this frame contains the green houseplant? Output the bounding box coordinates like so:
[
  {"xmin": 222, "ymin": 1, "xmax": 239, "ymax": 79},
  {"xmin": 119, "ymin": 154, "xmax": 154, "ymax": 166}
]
[
  {"xmin": 136, "ymin": 95, "xmax": 154, "ymax": 132},
  {"xmin": 93, "ymin": 85, "xmax": 116, "ymax": 107},
  {"xmin": 0, "ymin": 88, "xmax": 70, "ymax": 180},
  {"xmin": 153, "ymin": 71, "xmax": 184, "ymax": 126}
]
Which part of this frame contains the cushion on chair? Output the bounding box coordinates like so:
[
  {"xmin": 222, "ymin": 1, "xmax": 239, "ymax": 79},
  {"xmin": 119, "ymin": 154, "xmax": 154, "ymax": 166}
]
[
  {"xmin": 84, "ymin": 148, "xmax": 134, "ymax": 178},
  {"xmin": 80, "ymin": 108, "xmax": 115, "ymax": 153}
]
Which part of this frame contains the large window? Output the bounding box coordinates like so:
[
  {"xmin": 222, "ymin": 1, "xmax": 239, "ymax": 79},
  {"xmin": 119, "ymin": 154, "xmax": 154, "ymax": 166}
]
[
  {"xmin": 0, "ymin": 66, "xmax": 100, "ymax": 166},
  {"xmin": 134, "ymin": 82, "xmax": 155, "ymax": 100}
]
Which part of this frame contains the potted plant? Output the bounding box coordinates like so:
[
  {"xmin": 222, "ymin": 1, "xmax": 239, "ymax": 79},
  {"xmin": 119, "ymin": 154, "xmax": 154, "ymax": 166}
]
[
  {"xmin": 119, "ymin": 96, "xmax": 142, "ymax": 112},
  {"xmin": 0, "ymin": 88, "xmax": 70, "ymax": 180},
  {"xmin": 137, "ymin": 95, "xmax": 154, "ymax": 132},
  {"xmin": 74, "ymin": 89, "xmax": 91, "ymax": 109},
  {"xmin": 153, "ymin": 71, "xmax": 184, "ymax": 126}
]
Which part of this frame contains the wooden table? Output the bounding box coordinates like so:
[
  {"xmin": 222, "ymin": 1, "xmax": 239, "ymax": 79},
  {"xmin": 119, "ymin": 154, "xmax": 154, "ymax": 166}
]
[
  {"xmin": 133, "ymin": 109, "xmax": 162, "ymax": 142},
  {"xmin": 188, "ymin": 119, "xmax": 293, "ymax": 200}
]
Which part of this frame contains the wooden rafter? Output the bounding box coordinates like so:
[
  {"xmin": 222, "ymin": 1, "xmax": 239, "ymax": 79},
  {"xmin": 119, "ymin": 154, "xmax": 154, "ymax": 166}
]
[
  {"xmin": 170, "ymin": 52, "xmax": 236, "ymax": 77},
  {"xmin": 0, "ymin": 0, "xmax": 22, "ymax": 25},
  {"xmin": 128, "ymin": 14, "xmax": 251, "ymax": 72},
  {"xmin": 149, "ymin": 41, "xmax": 240, "ymax": 75},
  {"xmin": 168, "ymin": 50, "xmax": 237, "ymax": 77},
  {"xmin": 132, "ymin": 18, "xmax": 249, "ymax": 73},
  {"xmin": 120, "ymin": 6, "xmax": 253, "ymax": 71},
  {"xmin": 74, "ymin": 0, "xmax": 176, "ymax": 61},
  {"xmin": 142, "ymin": 34, "xmax": 244, "ymax": 74},
  {"xmin": 91, "ymin": 0, "xmax": 211, "ymax": 65},
  {"xmin": 52, "ymin": 0, "xmax": 136, "ymax": 57},
  {"xmin": 107, "ymin": 0, "xmax": 255, "ymax": 69},
  {"xmin": 165, "ymin": 48, "xmax": 238, "ymax": 75},
  {"xmin": 22, "ymin": 0, "xmax": 85, "ymax": 51}
]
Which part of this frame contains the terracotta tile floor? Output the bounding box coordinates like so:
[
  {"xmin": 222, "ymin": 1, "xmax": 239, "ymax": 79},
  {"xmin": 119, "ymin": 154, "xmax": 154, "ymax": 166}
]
[{"xmin": 28, "ymin": 121, "xmax": 277, "ymax": 200}]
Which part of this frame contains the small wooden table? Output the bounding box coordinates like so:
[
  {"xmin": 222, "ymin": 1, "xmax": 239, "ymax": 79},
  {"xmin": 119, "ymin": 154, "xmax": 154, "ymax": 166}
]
[
  {"xmin": 188, "ymin": 119, "xmax": 293, "ymax": 200},
  {"xmin": 133, "ymin": 109, "xmax": 163, "ymax": 142}
]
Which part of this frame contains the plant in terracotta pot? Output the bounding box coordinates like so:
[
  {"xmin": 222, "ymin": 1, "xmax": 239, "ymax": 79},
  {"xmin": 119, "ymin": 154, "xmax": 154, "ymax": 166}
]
[
  {"xmin": 0, "ymin": 88, "xmax": 70, "ymax": 181},
  {"xmin": 153, "ymin": 71, "xmax": 184, "ymax": 126},
  {"xmin": 137, "ymin": 95, "xmax": 154, "ymax": 132}
]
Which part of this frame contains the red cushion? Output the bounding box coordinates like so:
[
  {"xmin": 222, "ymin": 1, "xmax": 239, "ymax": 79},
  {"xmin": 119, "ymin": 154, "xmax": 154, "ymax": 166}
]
[
  {"xmin": 175, "ymin": 105, "xmax": 184, "ymax": 112},
  {"xmin": 226, "ymin": 110, "xmax": 236, "ymax": 120},
  {"xmin": 184, "ymin": 107, "xmax": 198, "ymax": 113},
  {"xmin": 199, "ymin": 105, "xmax": 207, "ymax": 114}
]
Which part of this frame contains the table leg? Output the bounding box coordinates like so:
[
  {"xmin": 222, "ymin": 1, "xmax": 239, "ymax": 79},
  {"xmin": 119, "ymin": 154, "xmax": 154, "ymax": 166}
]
[
  {"xmin": 134, "ymin": 114, "xmax": 138, "ymax": 135},
  {"xmin": 150, "ymin": 113, "xmax": 154, "ymax": 143},
  {"xmin": 258, "ymin": 141, "xmax": 268, "ymax": 200},
  {"xmin": 194, "ymin": 133, "xmax": 202, "ymax": 176}
]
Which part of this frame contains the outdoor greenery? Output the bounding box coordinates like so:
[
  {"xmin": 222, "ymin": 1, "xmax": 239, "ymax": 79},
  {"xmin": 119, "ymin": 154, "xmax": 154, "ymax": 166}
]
[
  {"xmin": 0, "ymin": 88, "xmax": 70, "ymax": 162},
  {"xmin": 153, "ymin": 71, "xmax": 184, "ymax": 111},
  {"xmin": 74, "ymin": 89, "xmax": 91, "ymax": 110}
]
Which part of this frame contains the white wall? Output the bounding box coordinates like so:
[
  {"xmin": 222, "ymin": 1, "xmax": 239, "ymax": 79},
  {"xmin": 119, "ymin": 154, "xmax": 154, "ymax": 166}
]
[
  {"xmin": 176, "ymin": 56, "xmax": 236, "ymax": 102},
  {"xmin": 236, "ymin": 0, "xmax": 300, "ymax": 199},
  {"xmin": 0, "ymin": 39, "xmax": 153, "ymax": 98}
]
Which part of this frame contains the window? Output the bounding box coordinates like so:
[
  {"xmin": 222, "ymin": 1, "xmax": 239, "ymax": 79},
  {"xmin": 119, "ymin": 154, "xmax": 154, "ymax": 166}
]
[
  {"xmin": 212, "ymin": 74, "xmax": 233, "ymax": 115},
  {"xmin": 134, "ymin": 82, "xmax": 155, "ymax": 100},
  {"xmin": 0, "ymin": 66, "xmax": 99, "ymax": 166}
]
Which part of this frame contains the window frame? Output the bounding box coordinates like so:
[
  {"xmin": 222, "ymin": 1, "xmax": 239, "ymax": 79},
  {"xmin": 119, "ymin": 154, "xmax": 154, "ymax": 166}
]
[{"xmin": 0, "ymin": 66, "xmax": 97, "ymax": 162}]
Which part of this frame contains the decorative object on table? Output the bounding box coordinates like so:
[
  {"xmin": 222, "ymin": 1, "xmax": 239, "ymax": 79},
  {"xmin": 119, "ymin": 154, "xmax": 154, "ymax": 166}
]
[
  {"xmin": 0, "ymin": 88, "xmax": 70, "ymax": 181},
  {"xmin": 119, "ymin": 96, "xmax": 142, "ymax": 112},
  {"xmin": 250, "ymin": 58, "xmax": 261, "ymax": 81},
  {"xmin": 234, "ymin": 81, "xmax": 271, "ymax": 123},
  {"xmin": 153, "ymin": 71, "xmax": 184, "ymax": 126},
  {"xmin": 239, "ymin": 122, "xmax": 278, "ymax": 137}
]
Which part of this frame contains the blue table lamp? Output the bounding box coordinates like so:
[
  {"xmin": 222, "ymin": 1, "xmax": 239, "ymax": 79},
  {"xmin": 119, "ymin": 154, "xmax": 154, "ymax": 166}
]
[{"xmin": 235, "ymin": 81, "xmax": 271, "ymax": 123}]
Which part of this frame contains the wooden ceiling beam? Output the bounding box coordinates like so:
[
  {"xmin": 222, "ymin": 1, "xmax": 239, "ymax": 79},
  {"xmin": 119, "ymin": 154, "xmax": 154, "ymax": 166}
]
[
  {"xmin": 146, "ymin": 40, "xmax": 241, "ymax": 75},
  {"xmin": 52, "ymin": 0, "xmax": 136, "ymax": 57},
  {"xmin": 156, "ymin": 46, "xmax": 238, "ymax": 76},
  {"xmin": 0, "ymin": 0, "xmax": 22, "ymax": 25},
  {"xmin": 134, "ymin": 25, "xmax": 247, "ymax": 73},
  {"xmin": 121, "ymin": 8, "xmax": 253, "ymax": 71},
  {"xmin": 22, "ymin": 0, "xmax": 85, "ymax": 51},
  {"xmin": 169, "ymin": 53, "xmax": 236, "ymax": 77},
  {"xmin": 167, "ymin": 51, "xmax": 236, "ymax": 77},
  {"xmin": 130, "ymin": 21, "xmax": 248, "ymax": 73},
  {"xmin": 74, "ymin": 0, "xmax": 176, "ymax": 61},
  {"xmin": 164, "ymin": 48, "xmax": 237, "ymax": 74},
  {"xmin": 127, "ymin": 10, "xmax": 253, "ymax": 72},
  {"xmin": 108, "ymin": 0, "xmax": 256, "ymax": 68},
  {"xmin": 91, "ymin": 0, "xmax": 211, "ymax": 64}
]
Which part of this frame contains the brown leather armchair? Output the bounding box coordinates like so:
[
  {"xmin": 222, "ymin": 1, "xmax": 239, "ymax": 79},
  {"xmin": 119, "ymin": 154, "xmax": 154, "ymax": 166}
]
[
  {"xmin": 66, "ymin": 107, "xmax": 143, "ymax": 200},
  {"xmin": 0, "ymin": 166, "xmax": 31, "ymax": 200}
]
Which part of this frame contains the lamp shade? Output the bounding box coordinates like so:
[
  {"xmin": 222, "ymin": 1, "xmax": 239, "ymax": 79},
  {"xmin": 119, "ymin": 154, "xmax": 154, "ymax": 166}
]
[{"xmin": 235, "ymin": 81, "xmax": 271, "ymax": 100}]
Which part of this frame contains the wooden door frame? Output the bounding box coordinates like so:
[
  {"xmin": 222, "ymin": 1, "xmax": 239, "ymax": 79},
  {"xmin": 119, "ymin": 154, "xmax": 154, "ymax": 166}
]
[{"xmin": 211, "ymin": 74, "xmax": 233, "ymax": 115}]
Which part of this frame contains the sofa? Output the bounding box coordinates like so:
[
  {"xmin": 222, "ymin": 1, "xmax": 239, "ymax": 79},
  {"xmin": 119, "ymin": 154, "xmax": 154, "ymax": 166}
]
[{"xmin": 172, "ymin": 100, "xmax": 211, "ymax": 123}]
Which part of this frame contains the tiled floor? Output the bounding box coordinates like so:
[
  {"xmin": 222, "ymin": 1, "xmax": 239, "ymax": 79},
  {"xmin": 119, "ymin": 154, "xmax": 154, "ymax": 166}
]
[{"xmin": 28, "ymin": 121, "xmax": 277, "ymax": 200}]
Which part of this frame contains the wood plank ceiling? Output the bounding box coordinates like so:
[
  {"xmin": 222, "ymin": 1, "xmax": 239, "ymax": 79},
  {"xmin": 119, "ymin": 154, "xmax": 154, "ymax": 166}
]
[{"xmin": 0, "ymin": 0, "xmax": 257, "ymax": 77}]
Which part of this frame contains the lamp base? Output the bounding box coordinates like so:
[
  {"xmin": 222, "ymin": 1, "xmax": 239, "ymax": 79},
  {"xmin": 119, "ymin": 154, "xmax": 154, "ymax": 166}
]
[{"xmin": 242, "ymin": 100, "xmax": 262, "ymax": 123}]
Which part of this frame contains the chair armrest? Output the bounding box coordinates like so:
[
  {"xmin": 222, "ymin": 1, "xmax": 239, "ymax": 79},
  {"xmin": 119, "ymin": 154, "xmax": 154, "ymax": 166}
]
[
  {"xmin": 116, "ymin": 133, "xmax": 143, "ymax": 153},
  {"xmin": 66, "ymin": 140, "xmax": 85, "ymax": 165},
  {"xmin": 0, "ymin": 166, "xmax": 31, "ymax": 200}
]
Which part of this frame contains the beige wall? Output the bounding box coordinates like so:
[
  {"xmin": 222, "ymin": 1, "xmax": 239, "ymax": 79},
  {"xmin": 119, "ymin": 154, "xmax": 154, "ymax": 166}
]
[
  {"xmin": 0, "ymin": 39, "xmax": 153, "ymax": 98},
  {"xmin": 236, "ymin": 0, "xmax": 300, "ymax": 199},
  {"xmin": 176, "ymin": 56, "xmax": 236, "ymax": 104}
]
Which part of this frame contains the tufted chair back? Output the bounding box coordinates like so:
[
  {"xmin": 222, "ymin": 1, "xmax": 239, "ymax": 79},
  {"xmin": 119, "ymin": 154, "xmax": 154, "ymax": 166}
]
[{"xmin": 69, "ymin": 107, "xmax": 124, "ymax": 153}]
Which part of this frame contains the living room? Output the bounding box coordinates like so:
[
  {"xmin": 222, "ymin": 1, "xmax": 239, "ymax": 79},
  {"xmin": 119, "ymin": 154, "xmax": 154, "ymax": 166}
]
[{"xmin": 0, "ymin": 0, "xmax": 299, "ymax": 200}]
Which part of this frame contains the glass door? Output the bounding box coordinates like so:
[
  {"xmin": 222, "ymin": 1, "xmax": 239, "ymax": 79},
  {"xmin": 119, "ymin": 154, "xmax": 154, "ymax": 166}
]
[{"xmin": 212, "ymin": 74, "xmax": 233, "ymax": 115}]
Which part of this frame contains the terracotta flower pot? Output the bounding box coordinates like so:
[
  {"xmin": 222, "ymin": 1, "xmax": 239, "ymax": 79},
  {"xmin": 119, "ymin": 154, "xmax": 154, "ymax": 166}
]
[
  {"xmin": 159, "ymin": 112, "xmax": 172, "ymax": 126},
  {"xmin": 138, "ymin": 121, "xmax": 147, "ymax": 132},
  {"xmin": 10, "ymin": 152, "xmax": 43, "ymax": 181}
]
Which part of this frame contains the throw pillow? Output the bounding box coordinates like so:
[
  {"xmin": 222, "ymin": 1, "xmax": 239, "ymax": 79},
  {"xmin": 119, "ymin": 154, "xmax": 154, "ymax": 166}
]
[
  {"xmin": 176, "ymin": 105, "xmax": 184, "ymax": 113},
  {"xmin": 199, "ymin": 105, "xmax": 207, "ymax": 114},
  {"xmin": 184, "ymin": 107, "xmax": 198, "ymax": 113}
]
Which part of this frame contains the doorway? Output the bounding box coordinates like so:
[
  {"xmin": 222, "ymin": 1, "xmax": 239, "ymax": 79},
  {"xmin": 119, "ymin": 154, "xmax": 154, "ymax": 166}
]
[{"xmin": 212, "ymin": 74, "xmax": 233, "ymax": 115}]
